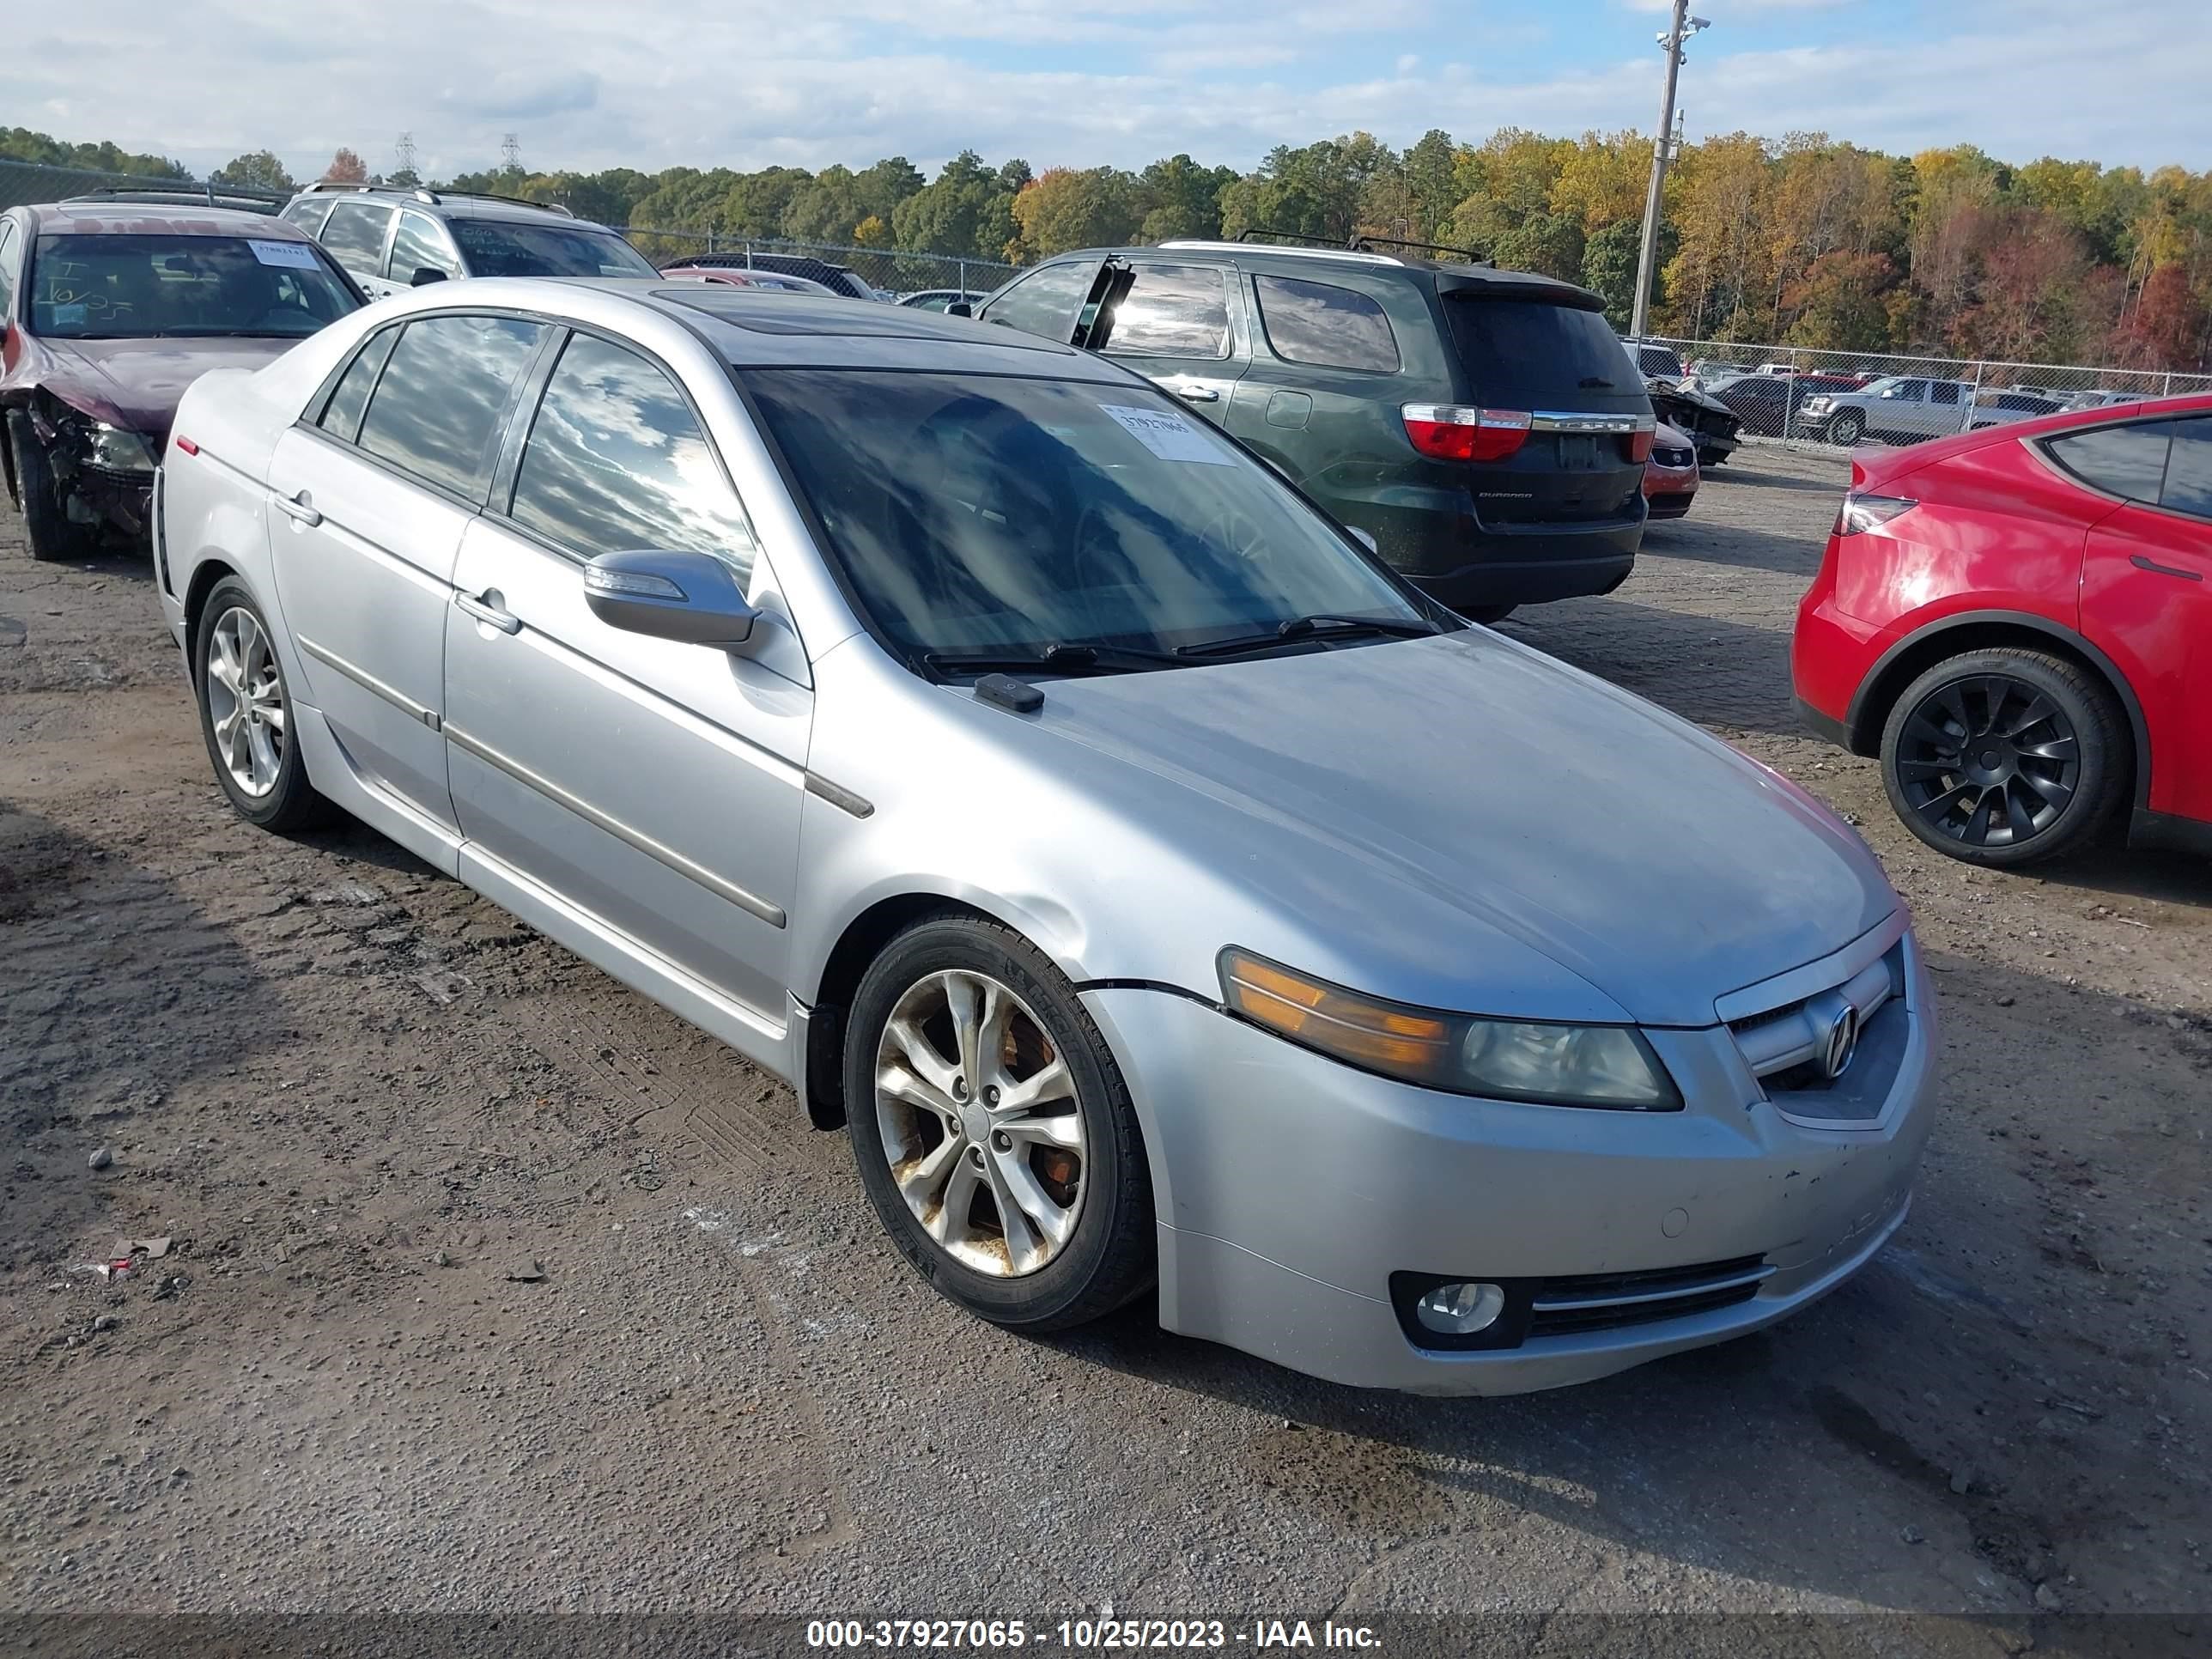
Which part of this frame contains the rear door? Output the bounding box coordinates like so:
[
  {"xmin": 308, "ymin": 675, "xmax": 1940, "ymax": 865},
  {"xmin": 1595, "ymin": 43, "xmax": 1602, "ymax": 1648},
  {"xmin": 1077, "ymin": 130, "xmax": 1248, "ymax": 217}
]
[
  {"xmin": 2072, "ymin": 415, "xmax": 2212, "ymax": 825},
  {"xmin": 1437, "ymin": 287, "xmax": 1650, "ymax": 532},
  {"xmin": 316, "ymin": 200, "xmax": 398, "ymax": 298},
  {"xmin": 267, "ymin": 311, "xmax": 549, "ymax": 838},
  {"xmin": 1095, "ymin": 259, "xmax": 1246, "ymax": 422}
]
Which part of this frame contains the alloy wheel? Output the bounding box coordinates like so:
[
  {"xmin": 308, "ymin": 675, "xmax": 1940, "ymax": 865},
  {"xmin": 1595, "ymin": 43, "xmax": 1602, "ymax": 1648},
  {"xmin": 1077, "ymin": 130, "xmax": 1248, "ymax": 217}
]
[
  {"xmin": 204, "ymin": 605, "xmax": 288, "ymax": 798},
  {"xmin": 1893, "ymin": 674, "xmax": 2079, "ymax": 850},
  {"xmin": 872, "ymin": 968, "xmax": 1086, "ymax": 1278}
]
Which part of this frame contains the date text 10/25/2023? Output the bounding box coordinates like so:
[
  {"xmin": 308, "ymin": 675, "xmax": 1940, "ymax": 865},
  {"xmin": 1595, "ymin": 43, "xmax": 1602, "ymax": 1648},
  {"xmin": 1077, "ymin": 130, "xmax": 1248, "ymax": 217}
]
[{"xmin": 805, "ymin": 1620, "xmax": 1383, "ymax": 1650}]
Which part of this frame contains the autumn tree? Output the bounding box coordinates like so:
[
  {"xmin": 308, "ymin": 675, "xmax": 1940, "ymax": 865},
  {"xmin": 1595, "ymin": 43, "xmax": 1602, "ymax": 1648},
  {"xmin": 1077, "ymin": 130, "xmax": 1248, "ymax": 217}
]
[
  {"xmin": 1549, "ymin": 131, "xmax": 1647, "ymax": 231},
  {"xmin": 1781, "ymin": 252, "xmax": 1899, "ymax": 350},
  {"xmin": 1136, "ymin": 154, "xmax": 1237, "ymax": 243},
  {"xmin": 1009, "ymin": 167, "xmax": 1142, "ymax": 260},
  {"xmin": 1492, "ymin": 212, "xmax": 1586, "ymax": 284},
  {"xmin": 1662, "ymin": 132, "xmax": 1778, "ymax": 338},
  {"xmin": 210, "ymin": 150, "xmax": 295, "ymax": 194},
  {"xmin": 322, "ymin": 148, "xmax": 368, "ymax": 185}
]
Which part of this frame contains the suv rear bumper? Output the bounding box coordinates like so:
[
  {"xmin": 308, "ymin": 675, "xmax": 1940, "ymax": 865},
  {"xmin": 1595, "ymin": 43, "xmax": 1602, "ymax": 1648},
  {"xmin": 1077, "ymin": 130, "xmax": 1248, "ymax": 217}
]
[{"xmin": 1343, "ymin": 482, "xmax": 1644, "ymax": 610}]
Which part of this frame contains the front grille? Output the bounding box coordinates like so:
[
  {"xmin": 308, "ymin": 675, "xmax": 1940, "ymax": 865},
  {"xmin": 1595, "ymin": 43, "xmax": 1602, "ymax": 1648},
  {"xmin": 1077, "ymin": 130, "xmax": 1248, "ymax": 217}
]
[
  {"xmin": 1527, "ymin": 1255, "xmax": 1770, "ymax": 1338},
  {"xmin": 1653, "ymin": 445, "xmax": 1695, "ymax": 467}
]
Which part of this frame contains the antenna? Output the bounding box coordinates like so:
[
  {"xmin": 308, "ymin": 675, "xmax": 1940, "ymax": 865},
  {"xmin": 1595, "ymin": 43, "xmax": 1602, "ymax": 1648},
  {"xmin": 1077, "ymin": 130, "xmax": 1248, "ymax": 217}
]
[
  {"xmin": 501, "ymin": 133, "xmax": 522, "ymax": 172},
  {"xmin": 395, "ymin": 131, "xmax": 417, "ymax": 176}
]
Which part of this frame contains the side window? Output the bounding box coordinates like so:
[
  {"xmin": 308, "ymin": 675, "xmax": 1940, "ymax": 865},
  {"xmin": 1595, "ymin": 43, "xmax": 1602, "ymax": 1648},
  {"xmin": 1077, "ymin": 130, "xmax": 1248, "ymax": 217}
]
[
  {"xmin": 2159, "ymin": 418, "xmax": 2212, "ymax": 520},
  {"xmin": 0, "ymin": 220, "xmax": 19, "ymax": 319},
  {"xmin": 1930, "ymin": 382, "xmax": 1960, "ymax": 405},
  {"xmin": 317, "ymin": 325, "xmax": 400, "ymax": 443},
  {"xmin": 508, "ymin": 332, "xmax": 754, "ymax": 579},
  {"xmin": 318, "ymin": 202, "xmax": 392, "ymax": 269},
  {"xmin": 1254, "ymin": 275, "xmax": 1401, "ymax": 374},
  {"xmin": 1104, "ymin": 264, "xmax": 1230, "ymax": 360},
  {"xmin": 356, "ymin": 314, "xmax": 545, "ymax": 497},
  {"xmin": 1892, "ymin": 380, "xmax": 1928, "ymax": 400},
  {"xmin": 387, "ymin": 211, "xmax": 460, "ymax": 282},
  {"xmin": 976, "ymin": 262, "xmax": 1093, "ymax": 340},
  {"xmin": 282, "ymin": 199, "xmax": 331, "ymax": 237},
  {"xmin": 2046, "ymin": 420, "xmax": 2172, "ymax": 502}
]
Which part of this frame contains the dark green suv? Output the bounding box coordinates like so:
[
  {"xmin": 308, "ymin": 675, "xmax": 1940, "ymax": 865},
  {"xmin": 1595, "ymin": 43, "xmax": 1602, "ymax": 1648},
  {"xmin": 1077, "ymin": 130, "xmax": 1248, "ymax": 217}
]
[{"xmin": 971, "ymin": 240, "xmax": 1656, "ymax": 618}]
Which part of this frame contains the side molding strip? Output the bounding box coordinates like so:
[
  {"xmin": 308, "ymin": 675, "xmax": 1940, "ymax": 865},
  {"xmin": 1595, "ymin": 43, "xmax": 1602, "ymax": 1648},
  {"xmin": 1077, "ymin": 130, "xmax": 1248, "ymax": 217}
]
[
  {"xmin": 296, "ymin": 634, "xmax": 441, "ymax": 730},
  {"xmin": 804, "ymin": 773, "xmax": 875, "ymax": 818},
  {"xmin": 443, "ymin": 721, "xmax": 788, "ymax": 928}
]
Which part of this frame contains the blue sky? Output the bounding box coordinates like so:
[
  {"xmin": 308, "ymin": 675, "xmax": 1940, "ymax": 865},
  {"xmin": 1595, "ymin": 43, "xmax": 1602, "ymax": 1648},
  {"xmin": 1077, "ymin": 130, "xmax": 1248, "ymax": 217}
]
[{"xmin": 8, "ymin": 0, "xmax": 2209, "ymax": 184}]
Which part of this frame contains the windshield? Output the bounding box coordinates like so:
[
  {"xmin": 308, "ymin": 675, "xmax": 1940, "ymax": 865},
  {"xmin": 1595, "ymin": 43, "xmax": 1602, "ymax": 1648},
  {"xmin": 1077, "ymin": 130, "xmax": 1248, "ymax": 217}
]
[
  {"xmin": 28, "ymin": 234, "xmax": 358, "ymax": 340},
  {"xmin": 742, "ymin": 368, "xmax": 1423, "ymax": 664},
  {"xmin": 449, "ymin": 220, "xmax": 658, "ymax": 278}
]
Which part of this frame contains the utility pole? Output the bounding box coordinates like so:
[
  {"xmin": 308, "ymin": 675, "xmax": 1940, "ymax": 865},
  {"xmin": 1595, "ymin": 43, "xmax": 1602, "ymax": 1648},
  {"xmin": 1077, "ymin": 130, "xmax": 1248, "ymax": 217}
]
[{"xmin": 1630, "ymin": 2, "xmax": 1709, "ymax": 338}]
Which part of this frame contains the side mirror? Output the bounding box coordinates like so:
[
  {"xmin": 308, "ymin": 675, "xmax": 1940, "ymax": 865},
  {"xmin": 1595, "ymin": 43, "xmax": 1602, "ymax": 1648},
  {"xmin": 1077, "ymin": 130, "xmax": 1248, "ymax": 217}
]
[
  {"xmin": 583, "ymin": 550, "xmax": 757, "ymax": 647},
  {"xmin": 410, "ymin": 267, "xmax": 449, "ymax": 287},
  {"xmin": 946, "ymin": 301, "xmax": 972, "ymax": 318},
  {"xmin": 1347, "ymin": 526, "xmax": 1379, "ymax": 554}
]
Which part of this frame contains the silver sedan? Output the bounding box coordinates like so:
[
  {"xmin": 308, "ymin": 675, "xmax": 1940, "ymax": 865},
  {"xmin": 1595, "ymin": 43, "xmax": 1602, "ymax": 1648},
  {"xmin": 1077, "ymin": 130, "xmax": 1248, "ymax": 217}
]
[{"xmin": 157, "ymin": 278, "xmax": 1936, "ymax": 1394}]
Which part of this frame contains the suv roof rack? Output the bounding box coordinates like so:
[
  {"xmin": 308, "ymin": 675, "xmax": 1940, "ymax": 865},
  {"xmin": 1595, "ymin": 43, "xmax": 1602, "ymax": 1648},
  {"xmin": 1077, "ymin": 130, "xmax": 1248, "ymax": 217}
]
[
  {"xmin": 1160, "ymin": 236, "xmax": 1403, "ymax": 267},
  {"xmin": 297, "ymin": 180, "xmax": 574, "ymax": 217},
  {"xmin": 59, "ymin": 185, "xmax": 280, "ymax": 214},
  {"xmin": 1349, "ymin": 234, "xmax": 1490, "ymax": 266}
]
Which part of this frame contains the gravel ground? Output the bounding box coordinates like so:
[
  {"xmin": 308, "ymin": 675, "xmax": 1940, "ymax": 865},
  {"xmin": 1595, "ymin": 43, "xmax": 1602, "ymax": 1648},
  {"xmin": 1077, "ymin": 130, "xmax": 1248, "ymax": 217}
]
[{"xmin": 3, "ymin": 445, "xmax": 2209, "ymax": 1641}]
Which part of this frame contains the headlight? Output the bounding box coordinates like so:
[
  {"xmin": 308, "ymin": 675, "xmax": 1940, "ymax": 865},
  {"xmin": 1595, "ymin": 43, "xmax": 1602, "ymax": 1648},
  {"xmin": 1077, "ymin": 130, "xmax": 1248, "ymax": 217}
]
[
  {"xmin": 82, "ymin": 422, "xmax": 159, "ymax": 474},
  {"xmin": 1218, "ymin": 949, "xmax": 1680, "ymax": 1109}
]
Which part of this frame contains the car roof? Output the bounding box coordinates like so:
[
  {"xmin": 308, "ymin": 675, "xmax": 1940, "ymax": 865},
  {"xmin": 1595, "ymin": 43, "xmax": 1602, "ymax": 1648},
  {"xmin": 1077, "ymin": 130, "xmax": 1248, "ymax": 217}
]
[
  {"xmin": 289, "ymin": 185, "xmax": 598, "ymax": 226},
  {"xmin": 1048, "ymin": 240, "xmax": 1607, "ymax": 306},
  {"xmin": 21, "ymin": 200, "xmax": 310, "ymax": 238},
  {"xmin": 373, "ymin": 276, "xmax": 1139, "ymax": 380}
]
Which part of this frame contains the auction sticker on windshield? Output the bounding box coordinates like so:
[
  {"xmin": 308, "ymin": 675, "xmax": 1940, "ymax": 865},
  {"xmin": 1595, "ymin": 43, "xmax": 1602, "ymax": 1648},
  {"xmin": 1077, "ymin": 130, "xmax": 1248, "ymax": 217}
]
[
  {"xmin": 1099, "ymin": 404, "xmax": 1233, "ymax": 465},
  {"xmin": 248, "ymin": 240, "xmax": 321, "ymax": 270}
]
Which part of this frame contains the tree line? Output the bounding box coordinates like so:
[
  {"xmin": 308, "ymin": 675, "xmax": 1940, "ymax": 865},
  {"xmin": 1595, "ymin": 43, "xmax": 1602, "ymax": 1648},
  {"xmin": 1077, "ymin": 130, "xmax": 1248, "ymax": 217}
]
[{"xmin": 8, "ymin": 122, "xmax": 2207, "ymax": 370}]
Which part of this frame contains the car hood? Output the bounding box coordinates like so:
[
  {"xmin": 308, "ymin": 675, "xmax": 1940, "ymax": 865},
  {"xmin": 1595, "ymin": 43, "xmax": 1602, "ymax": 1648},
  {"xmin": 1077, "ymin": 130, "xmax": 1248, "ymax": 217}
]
[
  {"xmin": 1022, "ymin": 630, "xmax": 1896, "ymax": 1027},
  {"xmin": 34, "ymin": 337, "xmax": 299, "ymax": 441},
  {"xmin": 1650, "ymin": 379, "xmax": 1735, "ymax": 417}
]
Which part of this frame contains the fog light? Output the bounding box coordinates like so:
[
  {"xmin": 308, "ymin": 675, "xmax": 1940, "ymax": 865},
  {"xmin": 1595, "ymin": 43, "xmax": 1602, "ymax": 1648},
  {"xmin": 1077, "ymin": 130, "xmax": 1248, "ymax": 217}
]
[{"xmin": 1413, "ymin": 1280, "xmax": 1505, "ymax": 1335}]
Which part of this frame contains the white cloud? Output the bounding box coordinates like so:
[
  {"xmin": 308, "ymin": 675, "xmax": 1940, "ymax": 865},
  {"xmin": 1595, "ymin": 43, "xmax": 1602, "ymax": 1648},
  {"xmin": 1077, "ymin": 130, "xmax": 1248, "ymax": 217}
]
[{"xmin": 0, "ymin": 0, "xmax": 2203, "ymax": 191}]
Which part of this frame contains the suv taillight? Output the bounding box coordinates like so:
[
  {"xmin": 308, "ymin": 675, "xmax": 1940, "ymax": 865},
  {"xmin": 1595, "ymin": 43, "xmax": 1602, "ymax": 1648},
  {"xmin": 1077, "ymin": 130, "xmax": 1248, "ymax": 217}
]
[
  {"xmin": 1626, "ymin": 426, "xmax": 1655, "ymax": 464},
  {"xmin": 1834, "ymin": 491, "xmax": 1917, "ymax": 536},
  {"xmin": 1402, "ymin": 404, "xmax": 1532, "ymax": 463}
]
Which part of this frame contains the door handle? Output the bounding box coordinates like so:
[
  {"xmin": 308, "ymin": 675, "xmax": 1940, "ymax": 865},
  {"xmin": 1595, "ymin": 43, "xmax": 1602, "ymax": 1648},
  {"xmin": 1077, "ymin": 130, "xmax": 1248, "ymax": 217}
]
[
  {"xmin": 275, "ymin": 490, "xmax": 321, "ymax": 527},
  {"xmin": 1174, "ymin": 384, "xmax": 1220, "ymax": 402},
  {"xmin": 455, "ymin": 592, "xmax": 521, "ymax": 634}
]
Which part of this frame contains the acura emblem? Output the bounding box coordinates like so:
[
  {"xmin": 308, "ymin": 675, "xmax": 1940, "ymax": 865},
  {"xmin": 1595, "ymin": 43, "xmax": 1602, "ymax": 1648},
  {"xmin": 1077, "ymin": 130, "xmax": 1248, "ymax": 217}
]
[{"xmin": 1821, "ymin": 1005, "xmax": 1862, "ymax": 1080}]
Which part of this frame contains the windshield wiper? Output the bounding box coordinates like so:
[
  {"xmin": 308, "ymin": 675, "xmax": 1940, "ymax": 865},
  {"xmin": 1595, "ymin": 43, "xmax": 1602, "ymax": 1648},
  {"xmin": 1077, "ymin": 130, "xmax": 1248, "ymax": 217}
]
[
  {"xmin": 1174, "ymin": 614, "xmax": 1440, "ymax": 660},
  {"xmin": 923, "ymin": 642, "xmax": 1186, "ymax": 678}
]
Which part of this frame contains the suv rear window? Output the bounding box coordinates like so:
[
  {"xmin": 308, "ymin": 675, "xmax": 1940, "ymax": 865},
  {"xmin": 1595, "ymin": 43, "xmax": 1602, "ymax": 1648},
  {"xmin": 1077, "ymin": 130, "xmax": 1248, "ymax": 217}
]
[{"xmin": 1443, "ymin": 296, "xmax": 1632, "ymax": 404}]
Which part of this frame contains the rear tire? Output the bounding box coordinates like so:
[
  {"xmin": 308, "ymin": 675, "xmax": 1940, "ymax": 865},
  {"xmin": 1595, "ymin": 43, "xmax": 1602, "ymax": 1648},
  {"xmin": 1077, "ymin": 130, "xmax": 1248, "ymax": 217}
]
[
  {"xmin": 6, "ymin": 410, "xmax": 94, "ymax": 563},
  {"xmin": 845, "ymin": 912, "xmax": 1154, "ymax": 1333},
  {"xmin": 1880, "ymin": 647, "xmax": 2126, "ymax": 868},
  {"xmin": 192, "ymin": 576, "xmax": 332, "ymax": 832}
]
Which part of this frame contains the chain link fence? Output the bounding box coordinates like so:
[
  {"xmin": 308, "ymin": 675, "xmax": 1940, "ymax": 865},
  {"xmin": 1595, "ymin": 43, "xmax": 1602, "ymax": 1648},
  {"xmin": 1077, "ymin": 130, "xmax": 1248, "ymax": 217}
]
[
  {"xmin": 617, "ymin": 228, "xmax": 1015, "ymax": 302},
  {"xmin": 1635, "ymin": 336, "xmax": 2212, "ymax": 453},
  {"xmin": 0, "ymin": 157, "xmax": 284, "ymax": 214}
]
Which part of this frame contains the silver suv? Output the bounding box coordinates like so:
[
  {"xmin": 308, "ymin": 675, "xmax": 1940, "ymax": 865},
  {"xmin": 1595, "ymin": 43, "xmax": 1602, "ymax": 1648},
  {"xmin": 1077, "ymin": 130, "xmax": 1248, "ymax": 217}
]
[{"xmin": 278, "ymin": 183, "xmax": 658, "ymax": 300}]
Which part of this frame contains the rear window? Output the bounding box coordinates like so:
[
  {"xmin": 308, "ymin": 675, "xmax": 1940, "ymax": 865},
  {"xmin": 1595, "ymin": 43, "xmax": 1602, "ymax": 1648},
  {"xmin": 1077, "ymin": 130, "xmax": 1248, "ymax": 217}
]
[
  {"xmin": 1444, "ymin": 296, "xmax": 1636, "ymax": 404},
  {"xmin": 356, "ymin": 313, "xmax": 546, "ymax": 498},
  {"xmin": 2162, "ymin": 417, "xmax": 2212, "ymax": 519},
  {"xmin": 2046, "ymin": 421, "xmax": 2172, "ymax": 502},
  {"xmin": 318, "ymin": 201, "xmax": 391, "ymax": 266}
]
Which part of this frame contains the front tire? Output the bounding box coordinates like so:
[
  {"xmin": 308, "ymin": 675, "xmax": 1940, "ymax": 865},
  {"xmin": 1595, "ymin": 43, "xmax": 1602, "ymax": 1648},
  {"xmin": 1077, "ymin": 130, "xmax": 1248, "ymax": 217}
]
[
  {"xmin": 845, "ymin": 913, "xmax": 1154, "ymax": 1332},
  {"xmin": 1880, "ymin": 648, "xmax": 2125, "ymax": 867},
  {"xmin": 1462, "ymin": 605, "xmax": 1516, "ymax": 626},
  {"xmin": 192, "ymin": 576, "xmax": 331, "ymax": 831},
  {"xmin": 1826, "ymin": 410, "xmax": 1866, "ymax": 446},
  {"xmin": 6, "ymin": 410, "xmax": 94, "ymax": 563}
]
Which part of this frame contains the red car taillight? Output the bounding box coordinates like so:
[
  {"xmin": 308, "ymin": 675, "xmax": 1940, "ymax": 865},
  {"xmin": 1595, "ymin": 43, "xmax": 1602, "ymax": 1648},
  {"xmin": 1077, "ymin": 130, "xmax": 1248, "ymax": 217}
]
[
  {"xmin": 1626, "ymin": 426, "xmax": 1655, "ymax": 464},
  {"xmin": 1401, "ymin": 404, "xmax": 1532, "ymax": 462},
  {"xmin": 1834, "ymin": 490, "xmax": 1917, "ymax": 535}
]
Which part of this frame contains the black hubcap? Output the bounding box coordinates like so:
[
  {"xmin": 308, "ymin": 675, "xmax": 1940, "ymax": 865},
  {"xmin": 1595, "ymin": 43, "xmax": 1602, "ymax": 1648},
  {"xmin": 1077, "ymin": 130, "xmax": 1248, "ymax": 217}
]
[{"xmin": 1896, "ymin": 676, "xmax": 2080, "ymax": 848}]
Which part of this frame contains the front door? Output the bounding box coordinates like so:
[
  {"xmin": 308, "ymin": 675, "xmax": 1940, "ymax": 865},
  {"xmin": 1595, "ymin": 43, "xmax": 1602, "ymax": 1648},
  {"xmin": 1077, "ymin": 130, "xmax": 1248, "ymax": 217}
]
[
  {"xmin": 267, "ymin": 311, "xmax": 549, "ymax": 837},
  {"xmin": 441, "ymin": 328, "xmax": 811, "ymax": 1023},
  {"xmin": 2075, "ymin": 414, "xmax": 2212, "ymax": 826}
]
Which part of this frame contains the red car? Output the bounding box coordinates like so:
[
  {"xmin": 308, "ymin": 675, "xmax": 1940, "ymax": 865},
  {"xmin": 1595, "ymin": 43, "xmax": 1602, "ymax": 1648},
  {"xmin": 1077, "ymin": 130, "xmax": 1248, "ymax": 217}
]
[
  {"xmin": 1795, "ymin": 393, "xmax": 2212, "ymax": 866},
  {"xmin": 1643, "ymin": 420, "xmax": 1698, "ymax": 519}
]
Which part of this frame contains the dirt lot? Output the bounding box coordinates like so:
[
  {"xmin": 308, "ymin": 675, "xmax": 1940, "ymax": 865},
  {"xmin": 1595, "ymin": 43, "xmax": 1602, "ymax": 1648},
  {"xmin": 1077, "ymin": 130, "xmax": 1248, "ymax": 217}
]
[{"xmin": 3, "ymin": 446, "xmax": 2209, "ymax": 1642}]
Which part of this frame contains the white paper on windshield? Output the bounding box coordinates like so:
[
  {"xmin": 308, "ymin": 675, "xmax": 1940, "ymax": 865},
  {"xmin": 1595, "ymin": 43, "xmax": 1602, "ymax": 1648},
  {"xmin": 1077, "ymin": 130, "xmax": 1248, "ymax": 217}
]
[
  {"xmin": 1099, "ymin": 403, "xmax": 1234, "ymax": 465},
  {"xmin": 247, "ymin": 239, "xmax": 320, "ymax": 270}
]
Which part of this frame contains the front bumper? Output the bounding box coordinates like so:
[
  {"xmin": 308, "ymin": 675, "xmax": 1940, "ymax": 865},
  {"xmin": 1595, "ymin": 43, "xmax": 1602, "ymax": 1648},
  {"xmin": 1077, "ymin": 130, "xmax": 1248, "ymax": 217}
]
[{"xmin": 1081, "ymin": 920, "xmax": 1937, "ymax": 1395}]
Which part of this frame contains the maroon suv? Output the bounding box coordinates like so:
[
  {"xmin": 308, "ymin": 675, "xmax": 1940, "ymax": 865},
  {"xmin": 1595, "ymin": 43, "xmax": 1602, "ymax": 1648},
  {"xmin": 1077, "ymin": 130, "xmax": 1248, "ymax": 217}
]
[{"xmin": 1, "ymin": 198, "xmax": 362, "ymax": 560}]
